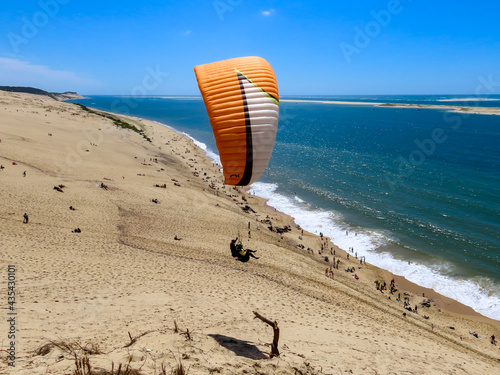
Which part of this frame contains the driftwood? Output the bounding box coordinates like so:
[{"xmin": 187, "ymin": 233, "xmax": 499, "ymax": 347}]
[
  {"xmin": 253, "ymin": 311, "xmax": 280, "ymax": 357},
  {"xmin": 123, "ymin": 330, "xmax": 153, "ymax": 348}
]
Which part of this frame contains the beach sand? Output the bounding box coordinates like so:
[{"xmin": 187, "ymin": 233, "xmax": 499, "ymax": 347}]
[{"xmin": 1, "ymin": 91, "xmax": 499, "ymax": 374}]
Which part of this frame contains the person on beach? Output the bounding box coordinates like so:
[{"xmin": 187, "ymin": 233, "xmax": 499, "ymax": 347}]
[
  {"xmin": 469, "ymin": 331, "xmax": 479, "ymax": 338},
  {"xmin": 232, "ymin": 239, "xmax": 259, "ymax": 262},
  {"xmin": 23, "ymin": 213, "xmax": 29, "ymax": 224}
]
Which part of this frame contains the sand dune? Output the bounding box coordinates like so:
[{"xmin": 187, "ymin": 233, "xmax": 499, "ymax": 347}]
[{"xmin": 1, "ymin": 91, "xmax": 499, "ymax": 374}]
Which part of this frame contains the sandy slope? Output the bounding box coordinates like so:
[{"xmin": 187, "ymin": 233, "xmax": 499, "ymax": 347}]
[{"xmin": 0, "ymin": 91, "xmax": 499, "ymax": 375}]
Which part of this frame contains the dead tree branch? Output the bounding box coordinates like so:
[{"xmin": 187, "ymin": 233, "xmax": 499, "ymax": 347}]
[{"xmin": 253, "ymin": 311, "xmax": 280, "ymax": 357}]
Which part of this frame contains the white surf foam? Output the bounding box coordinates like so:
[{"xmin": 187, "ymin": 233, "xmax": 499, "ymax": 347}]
[
  {"xmin": 154, "ymin": 120, "xmax": 221, "ymax": 165},
  {"xmin": 249, "ymin": 181, "xmax": 500, "ymax": 320}
]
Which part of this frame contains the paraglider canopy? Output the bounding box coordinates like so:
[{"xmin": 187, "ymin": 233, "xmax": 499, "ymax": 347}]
[{"xmin": 194, "ymin": 56, "xmax": 279, "ymax": 186}]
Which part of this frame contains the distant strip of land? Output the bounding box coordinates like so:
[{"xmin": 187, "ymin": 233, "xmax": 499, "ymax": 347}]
[
  {"xmin": 280, "ymin": 99, "xmax": 500, "ymax": 115},
  {"xmin": 161, "ymin": 96, "xmax": 500, "ymax": 115},
  {"xmin": 437, "ymin": 98, "xmax": 500, "ymax": 102}
]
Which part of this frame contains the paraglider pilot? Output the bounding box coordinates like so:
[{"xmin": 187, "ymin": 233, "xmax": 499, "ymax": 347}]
[{"xmin": 230, "ymin": 237, "xmax": 259, "ymax": 262}]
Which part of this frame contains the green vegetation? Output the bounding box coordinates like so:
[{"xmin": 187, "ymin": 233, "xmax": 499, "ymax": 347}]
[
  {"xmin": 75, "ymin": 103, "xmax": 151, "ymax": 142},
  {"xmin": 0, "ymin": 85, "xmax": 59, "ymax": 100}
]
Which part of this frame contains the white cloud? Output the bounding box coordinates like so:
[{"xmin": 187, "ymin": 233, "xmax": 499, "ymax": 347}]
[
  {"xmin": 183, "ymin": 30, "xmax": 192, "ymax": 36},
  {"xmin": 0, "ymin": 58, "xmax": 100, "ymax": 93},
  {"xmin": 262, "ymin": 9, "xmax": 275, "ymax": 17}
]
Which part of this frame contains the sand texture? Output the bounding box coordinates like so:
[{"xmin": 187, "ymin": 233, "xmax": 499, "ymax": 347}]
[{"xmin": 1, "ymin": 91, "xmax": 499, "ymax": 374}]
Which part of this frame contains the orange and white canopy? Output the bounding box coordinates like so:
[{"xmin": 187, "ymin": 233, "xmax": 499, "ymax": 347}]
[{"xmin": 194, "ymin": 56, "xmax": 279, "ymax": 186}]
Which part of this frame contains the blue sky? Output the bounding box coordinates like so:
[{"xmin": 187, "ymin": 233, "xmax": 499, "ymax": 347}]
[{"xmin": 1, "ymin": 0, "xmax": 500, "ymax": 95}]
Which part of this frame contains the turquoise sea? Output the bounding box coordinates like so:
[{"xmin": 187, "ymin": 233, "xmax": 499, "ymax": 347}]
[{"xmin": 69, "ymin": 95, "xmax": 500, "ymax": 320}]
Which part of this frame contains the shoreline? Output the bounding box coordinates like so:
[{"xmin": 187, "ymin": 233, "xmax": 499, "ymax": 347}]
[
  {"xmin": 248, "ymin": 182, "xmax": 500, "ymax": 322},
  {"xmin": 254, "ymin": 192, "xmax": 492, "ymax": 321},
  {"xmin": 74, "ymin": 98, "xmax": 499, "ymax": 322},
  {"xmin": 2, "ymin": 91, "xmax": 499, "ymax": 374}
]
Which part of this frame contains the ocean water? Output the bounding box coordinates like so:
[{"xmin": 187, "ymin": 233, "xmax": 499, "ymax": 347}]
[{"xmin": 69, "ymin": 95, "xmax": 500, "ymax": 320}]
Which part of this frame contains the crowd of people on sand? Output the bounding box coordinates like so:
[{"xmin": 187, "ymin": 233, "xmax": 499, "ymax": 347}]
[
  {"xmin": 296, "ymin": 227, "xmax": 500, "ymax": 346},
  {"xmin": 372, "ymin": 279, "xmax": 500, "ymax": 346},
  {"xmin": 295, "ymin": 230, "xmax": 368, "ymax": 283}
]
